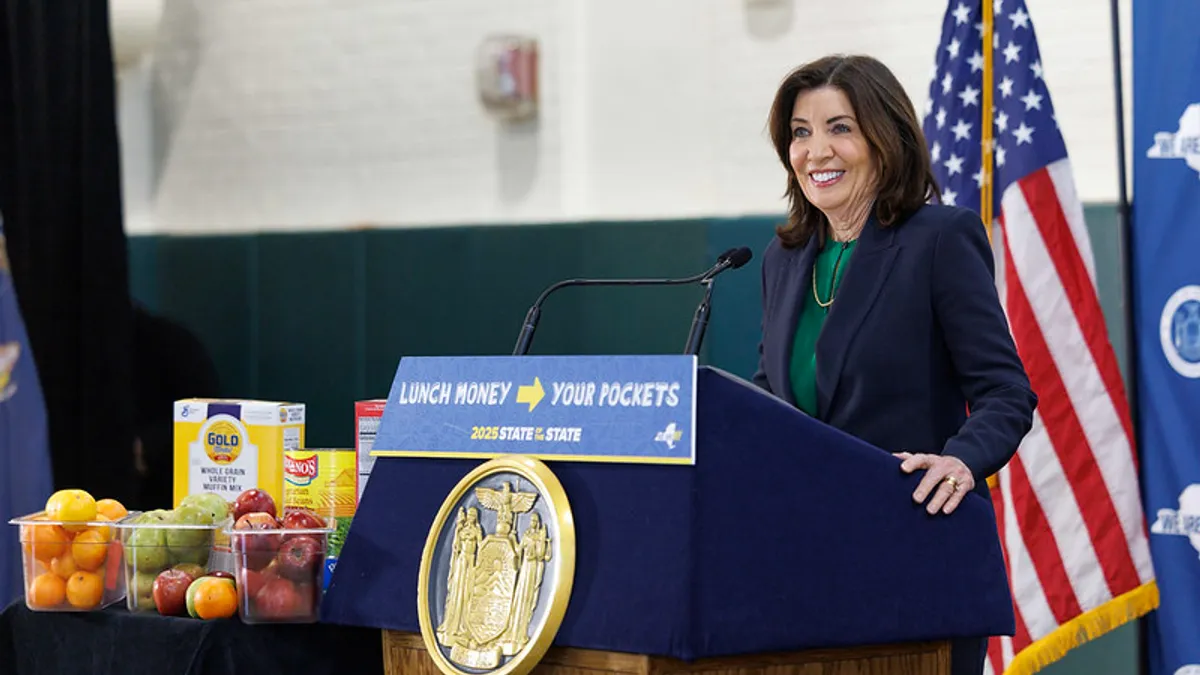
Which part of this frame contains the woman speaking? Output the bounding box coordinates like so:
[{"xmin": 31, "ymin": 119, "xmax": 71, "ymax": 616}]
[{"xmin": 752, "ymin": 54, "xmax": 1037, "ymax": 675}]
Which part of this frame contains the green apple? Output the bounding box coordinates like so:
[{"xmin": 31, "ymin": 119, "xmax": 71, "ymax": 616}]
[
  {"xmin": 185, "ymin": 577, "xmax": 201, "ymax": 618},
  {"xmin": 185, "ymin": 576, "xmax": 236, "ymax": 619}
]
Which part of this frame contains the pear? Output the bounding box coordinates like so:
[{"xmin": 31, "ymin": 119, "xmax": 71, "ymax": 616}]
[
  {"xmin": 179, "ymin": 493, "xmax": 232, "ymax": 526},
  {"xmin": 167, "ymin": 504, "xmax": 212, "ymax": 552},
  {"xmin": 173, "ymin": 563, "xmax": 206, "ymax": 579},
  {"xmin": 141, "ymin": 509, "xmax": 173, "ymax": 523},
  {"xmin": 132, "ymin": 570, "xmax": 157, "ymax": 597},
  {"xmin": 171, "ymin": 544, "xmax": 211, "ymax": 567},
  {"xmin": 128, "ymin": 568, "xmax": 158, "ymax": 610},
  {"xmin": 128, "ymin": 524, "xmax": 169, "ymax": 571}
]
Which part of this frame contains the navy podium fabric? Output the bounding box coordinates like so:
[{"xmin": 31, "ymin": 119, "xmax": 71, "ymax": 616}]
[{"xmin": 322, "ymin": 366, "xmax": 1014, "ymax": 660}]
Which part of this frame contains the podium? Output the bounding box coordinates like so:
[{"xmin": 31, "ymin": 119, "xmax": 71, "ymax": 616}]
[{"xmin": 321, "ymin": 365, "xmax": 1014, "ymax": 675}]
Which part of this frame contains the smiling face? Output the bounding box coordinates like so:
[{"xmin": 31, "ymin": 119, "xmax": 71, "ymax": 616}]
[{"xmin": 788, "ymin": 86, "xmax": 878, "ymax": 229}]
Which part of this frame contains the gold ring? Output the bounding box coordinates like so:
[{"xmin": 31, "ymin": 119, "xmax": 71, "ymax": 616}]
[{"xmin": 944, "ymin": 476, "xmax": 959, "ymax": 489}]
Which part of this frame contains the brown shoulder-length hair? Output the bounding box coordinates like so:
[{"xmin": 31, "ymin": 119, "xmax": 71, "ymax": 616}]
[{"xmin": 767, "ymin": 54, "xmax": 940, "ymax": 248}]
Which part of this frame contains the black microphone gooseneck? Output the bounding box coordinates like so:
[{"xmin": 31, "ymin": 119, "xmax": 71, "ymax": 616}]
[
  {"xmin": 682, "ymin": 280, "xmax": 718, "ymax": 357},
  {"xmin": 683, "ymin": 247, "xmax": 753, "ymax": 356},
  {"xmin": 511, "ymin": 247, "xmax": 752, "ymax": 356}
]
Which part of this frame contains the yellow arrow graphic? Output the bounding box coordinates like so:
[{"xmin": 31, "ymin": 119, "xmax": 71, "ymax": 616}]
[{"xmin": 516, "ymin": 377, "xmax": 545, "ymax": 412}]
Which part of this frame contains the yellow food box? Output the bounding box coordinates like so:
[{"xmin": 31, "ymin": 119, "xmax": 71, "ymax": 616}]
[
  {"xmin": 283, "ymin": 448, "xmax": 357, "ymax": 586},
  {"xmin": 173, "ymin": 399, "xmax": 306, "ymax": 509}
]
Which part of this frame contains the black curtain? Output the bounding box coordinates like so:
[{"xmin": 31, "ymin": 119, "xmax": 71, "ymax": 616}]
[{"xmin": 0, "ymin": 1, "xmax": 136, "ymax": 506}]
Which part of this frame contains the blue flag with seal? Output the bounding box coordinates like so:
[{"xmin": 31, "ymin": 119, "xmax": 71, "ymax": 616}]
[
  {"xmin": 1132, "ymin": 4, "xmax": 1200, "ymax": 673},
  {"xmin": 0, "ymin": 213, "xmax": 54, "ymax": 606},
  {"xmin": 372, "ymin": 355, "xmax": 697, "ymax": 465}
]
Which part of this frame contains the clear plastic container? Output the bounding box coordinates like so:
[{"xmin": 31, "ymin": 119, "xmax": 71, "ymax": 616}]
[
  {"xmin": 114, "ymin": 510, "xmax": 228, "ymax": 613},
  {"xmin": 9, "ymin": 511, "xmax": 127, "ymax": 612},
  {"xmin": 228, "ymin": 525, "xmax": 332, "ymax": 623}
]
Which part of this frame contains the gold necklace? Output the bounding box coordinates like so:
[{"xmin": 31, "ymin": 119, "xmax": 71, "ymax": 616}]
[{"xmin": 812, "ymin": 242, "xmax": 851, "ymax": 309}]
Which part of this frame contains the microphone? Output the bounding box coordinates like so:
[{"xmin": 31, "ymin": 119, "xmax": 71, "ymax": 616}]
[
  {"xmin": 704, "ymin": 246, "xmax": 752, "ymax": 280},
  {"xmin": 511, "ymin": 246, "xmax": 753, "ymax": 356},
  {"xmin": 683, "ymin": 246, "xmax": 752, "ymax": 356}
]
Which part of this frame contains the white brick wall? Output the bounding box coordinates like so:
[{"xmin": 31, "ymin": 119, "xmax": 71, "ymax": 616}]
[{"xmin": 117, "ymin": 0, "xmax": 1132, "ymax": 235}]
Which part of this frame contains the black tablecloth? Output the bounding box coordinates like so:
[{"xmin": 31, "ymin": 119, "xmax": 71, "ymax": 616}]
[{"xmin": 0, "ymin": 600, "xmax": 383, "ymax": 675}]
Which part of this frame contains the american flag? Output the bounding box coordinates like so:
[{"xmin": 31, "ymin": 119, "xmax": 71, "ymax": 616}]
[{"xmin": 922, "ymin": 2, "xmax": 1158, "ymax": 674}]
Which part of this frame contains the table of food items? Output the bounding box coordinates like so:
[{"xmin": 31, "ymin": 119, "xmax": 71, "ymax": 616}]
[{"xmin": 1, "ymin": 398, "xmax": 389, "ymax": 675}]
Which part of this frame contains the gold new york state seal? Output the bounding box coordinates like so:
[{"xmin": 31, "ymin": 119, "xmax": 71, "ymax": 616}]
[{"xmin": 418, "ymin": 455, "xmax": 576, "ymax": 675}]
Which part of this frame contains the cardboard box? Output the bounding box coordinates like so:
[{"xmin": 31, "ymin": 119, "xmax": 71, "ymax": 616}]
[
  {"xmin": 355, "ymin": 399, "xmax": 386, "ymax": 501},
  {"xmin": 173, "ymin": 399, "xmax": 306, "ymax": 510}
]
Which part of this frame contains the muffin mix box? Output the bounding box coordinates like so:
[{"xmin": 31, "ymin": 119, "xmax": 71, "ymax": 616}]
[{"xmin": 173, "ymin": 399, "xmax": 306, "ymax": 509}]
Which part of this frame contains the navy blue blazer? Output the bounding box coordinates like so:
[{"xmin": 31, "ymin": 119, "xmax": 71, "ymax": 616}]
[{"xmin": 752, "ymin": 203, "xmax": 1037, "ymax": 498}]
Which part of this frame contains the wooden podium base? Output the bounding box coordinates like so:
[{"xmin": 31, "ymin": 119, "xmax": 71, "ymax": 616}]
[{"xmin": 383, "ymin": 631, "xmax": 950, "ymax": 675}]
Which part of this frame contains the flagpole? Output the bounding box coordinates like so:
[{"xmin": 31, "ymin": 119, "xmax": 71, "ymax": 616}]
[
  {"xmin": 980, "ymin": 0, "xmax": 998, "ymax": 493},
  {"xmin": 980, "ymin": 0, "xmax": 994, "ymax": 239},
  {"xmin": 1108, "ymin": 0, "xmax": 1138, "ymax": 451},
  {"xmin": 1106, "ymin": 4, "xmax": 1146, "ymax": 674}
]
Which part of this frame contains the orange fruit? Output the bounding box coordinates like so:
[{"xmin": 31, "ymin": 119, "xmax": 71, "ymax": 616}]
[
  {"xmin": 94, "ymin": 499, "xmax": 127, "ymax": 521},
  {"xmin": 28, "ymin": 572, "xmax": 67, "ymax": 608},
  {"xmin": 22, "ymin": 523, "xmax": 70, "ymax": 563},
  {"xmin": 49, "ymin": 553, "xmax": 78, "ymax": 579},
  {"xmin": 86, "ymin": 514, "xmax": 113, "ymax": 541},
  {"xmin": 65, "ymin": 571, "xmax": 103, "ymax": 609},
  {"xmin": 71, "ymin": 530, "xmax": 109, "ymax": 572},
  {"xmin": 45, "ymin": 489, "xmax": 97, "ymax": 532},
  {"xmin": 192, "ymin": 578, "xmax": 238, "ymax": 619}
]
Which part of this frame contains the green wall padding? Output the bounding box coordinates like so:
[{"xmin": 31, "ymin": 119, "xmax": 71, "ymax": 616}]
[
  {"xmin": 705, "ymin": 215, "xmax": 783, "ymax": 380},
  {"xmin": 154, "ymin": 235, "xmax": 259, "ymax": 397}
]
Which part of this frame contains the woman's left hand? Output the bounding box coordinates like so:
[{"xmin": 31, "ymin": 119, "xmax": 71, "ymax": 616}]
[{"xmin": 894, "ymin": 452, "xmax": 975, "ymax": 515}]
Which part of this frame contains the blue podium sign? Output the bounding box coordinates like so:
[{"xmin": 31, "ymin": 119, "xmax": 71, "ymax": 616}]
[{"xmin": 370, "ymin": 355, "xmax": 697, "ymax": 465}]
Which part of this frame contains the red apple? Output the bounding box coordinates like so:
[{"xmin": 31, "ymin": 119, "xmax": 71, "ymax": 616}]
[
  {"xmin": 276, "ymin": 535, "xmax": 323, "ymax": 582},
  {"xmin": 233, "ymin": 512, "xmax": 282, "ymax": 570},
  {"xmin": 254, "ymin": 578, "xmax": 302, "ymax": 620},
  {"xmin": 235, "ymin": 512, "xmax": 279, "ymax": 530},
  {"xmin": 281, "ymin": 508, "xmax": 325, "ymax": 530},
  {"xmin": 239, "ymin": 567, "xmax": 267, "ymax": 604},
  {"xmin": 281, "ymin": 508, "xmax": 326, "ymax": 543},
  {"xmin": 153, "ymin": 569, "xmax": 195, "ymax": 617},
  {"xmin": 261, "ymin": 560, "xmax": 282, "ymax": 582},
  {"xmin": 293, "ymin": 581, "xmax": 317, "ymax": 617},
  {"xmin": 203, "ymin": 570, "xmax": 234, "ymax": 582},
  {"xmin": 233, "ymin": 489, "xmax": 277, "ymax": 522}
]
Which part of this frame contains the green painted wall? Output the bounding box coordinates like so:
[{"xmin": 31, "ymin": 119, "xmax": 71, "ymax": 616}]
[{"xmin": 128, "ymin": 204, "xmax": 1139, "ymax": 673}]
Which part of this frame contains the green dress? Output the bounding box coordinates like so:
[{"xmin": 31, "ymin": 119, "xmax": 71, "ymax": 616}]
[{"xmin": 789, "ymin": 238, "xmax": 858, "ymax": 416}]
